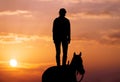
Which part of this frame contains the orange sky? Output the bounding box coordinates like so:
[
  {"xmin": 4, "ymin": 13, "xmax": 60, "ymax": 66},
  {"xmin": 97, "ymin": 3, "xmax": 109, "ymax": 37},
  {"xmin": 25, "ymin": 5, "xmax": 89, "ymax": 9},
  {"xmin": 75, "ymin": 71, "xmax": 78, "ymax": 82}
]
[{"xmin": 0, "ymin": 0, "xmax": 120, "ymax": 82}]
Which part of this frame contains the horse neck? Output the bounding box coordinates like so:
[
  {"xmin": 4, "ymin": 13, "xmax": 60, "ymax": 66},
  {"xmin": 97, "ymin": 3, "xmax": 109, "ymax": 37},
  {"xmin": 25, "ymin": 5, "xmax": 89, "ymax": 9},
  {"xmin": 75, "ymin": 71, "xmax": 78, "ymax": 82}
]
[
  {"xmin": 69, "ymin": 60, "xmax": 77, "ymax": 72},
  {"xmin": 70, "ymin": 58, "xmax": 83, "ymax": 71}
]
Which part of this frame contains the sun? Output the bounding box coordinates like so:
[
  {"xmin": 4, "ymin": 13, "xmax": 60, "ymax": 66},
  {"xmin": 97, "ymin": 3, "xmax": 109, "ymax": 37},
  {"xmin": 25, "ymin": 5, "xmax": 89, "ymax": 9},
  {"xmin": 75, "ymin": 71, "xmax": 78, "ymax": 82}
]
[{"xmin": 9, "ymin": 59, "xmax": 18, "ymax": 67}]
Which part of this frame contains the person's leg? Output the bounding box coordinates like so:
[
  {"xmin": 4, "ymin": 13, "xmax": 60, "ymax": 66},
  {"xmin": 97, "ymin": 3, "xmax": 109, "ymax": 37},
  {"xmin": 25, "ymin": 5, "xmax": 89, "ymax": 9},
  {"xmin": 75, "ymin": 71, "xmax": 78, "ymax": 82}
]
[
  {"xmin": 55, "ymin": 41, "xmax": 61, "ymax": 66},
  {"xmin": 62, "ymin": 41, "xmax": 68, "ymax": 66}
]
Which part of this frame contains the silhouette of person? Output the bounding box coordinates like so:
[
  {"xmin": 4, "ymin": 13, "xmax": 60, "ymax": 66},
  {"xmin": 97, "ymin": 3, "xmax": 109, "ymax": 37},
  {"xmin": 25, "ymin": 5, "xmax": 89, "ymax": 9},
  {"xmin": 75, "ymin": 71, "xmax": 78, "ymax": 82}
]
[{"xmin": 53, "ymin": 8, "xmax": 71, "ymax": 66}]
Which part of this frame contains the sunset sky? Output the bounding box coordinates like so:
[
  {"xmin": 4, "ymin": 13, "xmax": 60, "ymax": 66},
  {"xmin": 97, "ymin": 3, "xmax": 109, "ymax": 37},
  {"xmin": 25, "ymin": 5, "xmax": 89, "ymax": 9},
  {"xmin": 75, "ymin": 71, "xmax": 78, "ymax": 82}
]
[{"xmin": 0, "ymin": 0, "xmax": 120, "ymax": 82}]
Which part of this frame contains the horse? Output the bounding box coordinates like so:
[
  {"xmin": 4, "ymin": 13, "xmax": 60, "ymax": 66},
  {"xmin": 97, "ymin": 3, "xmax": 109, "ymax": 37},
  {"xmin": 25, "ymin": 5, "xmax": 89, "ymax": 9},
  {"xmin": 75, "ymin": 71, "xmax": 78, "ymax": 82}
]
[{"xmin": 42, "ymin": 52, "xmax": 85, "ymax": 82}]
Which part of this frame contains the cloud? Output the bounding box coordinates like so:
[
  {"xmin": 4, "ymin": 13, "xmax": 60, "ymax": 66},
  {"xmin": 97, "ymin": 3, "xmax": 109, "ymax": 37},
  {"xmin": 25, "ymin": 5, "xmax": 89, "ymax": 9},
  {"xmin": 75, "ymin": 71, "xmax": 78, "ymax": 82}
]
[
  {"xmin": 60, "ymin": 0, "xmax": 80, "ymax": 3},
  {"xmin": 37, "ymin": 0, "xmax": 81, "ymax": 3},
  {"xmin": 100, "ymin": 29, "xmax": 120, "ymax": 45},
  {"xmin": 68, "ymin": 11, "xmax": 119, "ymax": 20},
  {"xmin": 67, "ymin": 0, "xmax": 120, "ymax": 20},
  {"xmin": 0, "ymin": 33, "xmax": 51, "ymax": 44},
  {"xmin": 0, "ymin": 10, "xmax": 33, "ymax": 18},
  {"xmin": 73, "ymin": 29, "xmax": 120, "ymax": 45},
  {"xmin": 0, "ymin": 0, "xmax": 119, "ymax": 20},
  {"xmin": 36, "ymin": 0, "xmax": 53, "ymax": 1},
  {"xmin": 37, "ymin": 0, "xmax": 120, "ymax": 3},
  {"xmin": 80, "ymin": 0, "xmax": 120, "ymax": 3}
]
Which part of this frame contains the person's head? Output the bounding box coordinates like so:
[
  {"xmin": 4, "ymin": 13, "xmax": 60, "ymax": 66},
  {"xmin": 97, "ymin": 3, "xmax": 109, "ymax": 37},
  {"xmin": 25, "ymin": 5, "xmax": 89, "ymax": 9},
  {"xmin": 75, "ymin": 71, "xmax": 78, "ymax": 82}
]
[{"xmin": 59, "ymin": 8, "xmax": 66, "ymax": 17}]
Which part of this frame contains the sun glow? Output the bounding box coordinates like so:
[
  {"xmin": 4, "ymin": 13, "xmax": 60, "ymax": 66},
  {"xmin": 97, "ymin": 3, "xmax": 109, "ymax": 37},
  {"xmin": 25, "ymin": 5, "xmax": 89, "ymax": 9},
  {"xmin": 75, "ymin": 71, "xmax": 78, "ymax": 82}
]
[{"xmin": 9, "ymin": 59, "xmax": 18, "ymax": 67}]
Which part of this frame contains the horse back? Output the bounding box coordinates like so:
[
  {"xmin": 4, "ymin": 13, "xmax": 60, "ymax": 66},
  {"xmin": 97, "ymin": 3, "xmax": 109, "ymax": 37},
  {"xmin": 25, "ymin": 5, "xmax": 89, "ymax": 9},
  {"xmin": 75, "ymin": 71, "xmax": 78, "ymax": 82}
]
[{"xmin": 42, "ymin": 66, "xmax": 76, "ymax": 82}]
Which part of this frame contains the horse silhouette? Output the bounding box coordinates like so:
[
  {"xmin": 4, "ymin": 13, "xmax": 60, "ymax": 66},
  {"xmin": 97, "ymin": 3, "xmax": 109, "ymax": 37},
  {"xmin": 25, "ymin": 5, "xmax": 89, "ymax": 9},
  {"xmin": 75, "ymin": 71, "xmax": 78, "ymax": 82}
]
[{"xmin": 42, "ymin": 52, "xmax": 85, "ymax": 82}]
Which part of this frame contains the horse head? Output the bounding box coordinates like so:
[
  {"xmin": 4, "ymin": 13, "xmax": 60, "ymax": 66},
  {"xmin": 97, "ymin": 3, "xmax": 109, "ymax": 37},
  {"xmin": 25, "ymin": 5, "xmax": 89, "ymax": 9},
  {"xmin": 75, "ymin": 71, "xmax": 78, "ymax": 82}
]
[{"xmin": 70, "ymin": 52, "xmax": 85, "ymax": 75}]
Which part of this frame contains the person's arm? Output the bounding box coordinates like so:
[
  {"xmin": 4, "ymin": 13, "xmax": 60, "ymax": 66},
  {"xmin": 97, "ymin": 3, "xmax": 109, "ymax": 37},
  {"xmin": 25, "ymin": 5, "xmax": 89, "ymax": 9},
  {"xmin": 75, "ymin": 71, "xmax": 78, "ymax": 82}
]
[
  {"xmin": 68, "ymin": 20, "xmax": 71, "ymax": 44},
  {"xmin": 53, "ymin": 18, "xmax": 57, "ymax": 43},
  {"xmin": 52, "ymin": 19, "xmax": 55, "ymax": 42}
]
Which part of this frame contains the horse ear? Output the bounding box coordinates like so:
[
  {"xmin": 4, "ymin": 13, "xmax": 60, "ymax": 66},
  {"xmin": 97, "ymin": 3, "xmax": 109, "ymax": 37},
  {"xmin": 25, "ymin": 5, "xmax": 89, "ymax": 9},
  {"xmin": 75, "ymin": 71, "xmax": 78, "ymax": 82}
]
[
  {"xmin": 79, "ymin": 52, "xmax": 82, "ymax": 56},
  {"xmin": 74, "ymin": 52, "xmax": 76, "ymax": 56}
]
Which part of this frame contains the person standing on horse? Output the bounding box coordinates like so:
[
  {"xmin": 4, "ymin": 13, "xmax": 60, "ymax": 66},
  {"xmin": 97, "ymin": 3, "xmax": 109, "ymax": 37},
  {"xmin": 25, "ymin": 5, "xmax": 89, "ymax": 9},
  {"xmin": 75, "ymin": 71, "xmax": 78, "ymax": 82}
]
[{"xmin": 53, "ymin": 8, "xmax": 71, "ymax": 66}]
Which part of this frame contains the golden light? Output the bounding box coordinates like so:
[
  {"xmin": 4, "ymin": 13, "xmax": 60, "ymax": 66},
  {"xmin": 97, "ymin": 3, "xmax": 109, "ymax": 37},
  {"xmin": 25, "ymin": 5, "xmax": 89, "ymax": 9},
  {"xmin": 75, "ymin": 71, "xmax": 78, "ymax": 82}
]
[{"xmin": 9, "ymin": 59, "xmax": 18, "ymax": 67}]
